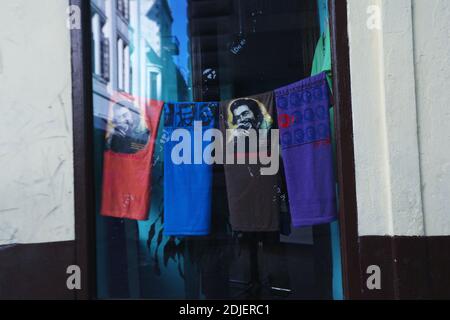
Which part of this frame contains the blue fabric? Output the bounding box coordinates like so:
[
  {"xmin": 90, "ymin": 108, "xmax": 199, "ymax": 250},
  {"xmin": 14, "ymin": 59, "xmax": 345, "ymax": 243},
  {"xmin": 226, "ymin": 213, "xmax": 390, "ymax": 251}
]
[
  {"xmin": 317, "ymin": 0, "xmax": 329, "ymax": 34},
  {"xmin": 331, "ymin": 220, "xmax": 343, "ymax": 300},
  {"xmin": 314, "ymin": 0, "xmax": 344, "ymax": 300},
  {"xmin": 163, "ymin": 102, "xmax": 218, "ymax": 236}
]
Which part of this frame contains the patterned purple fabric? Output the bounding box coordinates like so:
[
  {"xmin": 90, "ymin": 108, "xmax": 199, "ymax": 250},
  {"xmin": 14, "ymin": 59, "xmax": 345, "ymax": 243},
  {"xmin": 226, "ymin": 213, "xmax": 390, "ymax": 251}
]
[{"xmin": 275, "ymin": 72, "xmax": 337, "ymax": 227}]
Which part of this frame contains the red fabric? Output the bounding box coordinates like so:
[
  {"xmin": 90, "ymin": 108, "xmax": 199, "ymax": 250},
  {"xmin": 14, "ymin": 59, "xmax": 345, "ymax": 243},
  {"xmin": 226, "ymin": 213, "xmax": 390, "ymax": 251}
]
[{"xmin": 100, "ymin": 99, "xmax": 163, "ymax": 220}]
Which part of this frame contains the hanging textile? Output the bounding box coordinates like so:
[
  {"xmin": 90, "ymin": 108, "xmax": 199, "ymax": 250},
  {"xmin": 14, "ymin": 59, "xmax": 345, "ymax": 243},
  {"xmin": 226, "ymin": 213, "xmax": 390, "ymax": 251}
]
[
  {"xmin": 163, "ymin": 102, "xmax": 218, "ymax": 236},
  {"xmin": 101, "ymin": 99, "xmax": 163, "ymax": 220},
  {"xmin": 219, "ymin": 92, "xmax": 281, "ymax": 232},
  {"xmin": 275, "ymin": 72, "xmax": 337, "ymax": 227}
]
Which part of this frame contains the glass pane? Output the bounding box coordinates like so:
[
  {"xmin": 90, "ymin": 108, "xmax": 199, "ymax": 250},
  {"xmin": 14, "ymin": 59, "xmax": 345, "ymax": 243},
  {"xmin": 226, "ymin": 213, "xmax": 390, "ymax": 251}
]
[{"xmin": 91, "ymin": 0, "xmax": 342, "ymax": 300}]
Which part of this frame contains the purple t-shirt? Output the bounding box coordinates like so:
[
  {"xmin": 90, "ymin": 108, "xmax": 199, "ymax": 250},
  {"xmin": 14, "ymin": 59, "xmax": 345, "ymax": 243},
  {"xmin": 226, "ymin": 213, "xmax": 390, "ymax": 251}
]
[{"xmin": 275, "ymin": 72, "xmax": 337, "ymax": 227}]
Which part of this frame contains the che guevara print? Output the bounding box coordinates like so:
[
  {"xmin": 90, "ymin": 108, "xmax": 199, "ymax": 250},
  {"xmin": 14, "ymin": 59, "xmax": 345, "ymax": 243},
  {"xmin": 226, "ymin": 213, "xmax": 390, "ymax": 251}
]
[
  {"xmin": 220, "ymin": 92, "xmax": 281, "ymax": 232},
  {"xmin": 224, "ymin": 97, "xmax": 273, "ymax": 139},
  {"xmin": 105, "ymin": 101, "xmax": 151, "ymax": 155},
  {"xmin": 101, "ymin": 97, "xmax": 163, "ymax": 221}
]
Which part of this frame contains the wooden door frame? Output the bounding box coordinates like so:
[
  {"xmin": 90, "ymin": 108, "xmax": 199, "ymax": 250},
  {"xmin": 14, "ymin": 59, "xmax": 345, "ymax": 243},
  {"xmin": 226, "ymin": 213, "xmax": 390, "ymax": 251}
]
[
  {"xmin": 329, "ymin": 0, "xmax": 361, "ymax": 299},
  {"xmin": 70, "ymin": 0, "xmax": 97, "ymax": 300},
  {"xmin": 70, "ymin": 0, "xmax": 362, "ymax": 299}
]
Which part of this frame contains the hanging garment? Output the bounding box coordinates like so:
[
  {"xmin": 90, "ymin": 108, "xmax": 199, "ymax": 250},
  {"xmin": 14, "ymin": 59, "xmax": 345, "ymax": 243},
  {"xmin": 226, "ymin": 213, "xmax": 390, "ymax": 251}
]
[
  {"xmin": 275, "ymin": 72, "xmax": 337, "ymax": 227},
  {"xmin": 317, "ymin": 0, "xmax": 329, "ymax": 35},
  {"xmin": 311, "ymin": 25, "xmax": 334, "ymax": 151},
  {"xmin": 219, "ymin": 92, "xmax": 281, "ymax": 232},
  {"xmin": 163, "ymin": 102, "xmax": 218, "ymax": 236},
  {"xmin": 311, "ymin": 25, "xmax": 332, "ymax": 87},
  {"xmin": 101, "ymin": 99, "xmax": 163, "ymax": 220}
]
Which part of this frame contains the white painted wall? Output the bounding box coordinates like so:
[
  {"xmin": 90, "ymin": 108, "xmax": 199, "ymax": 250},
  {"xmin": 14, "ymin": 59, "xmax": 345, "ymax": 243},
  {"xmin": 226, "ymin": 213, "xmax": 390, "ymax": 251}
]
[
  {"xmin": 0, "ymin": 0, "xmax": 74, "ymax": 244},
  {"xmin": 412, "ymin": 0, "xmax": 450, "ymax": 236},
  {"xmin": 347, "ymin": 0, "xmax": 450, "ymax": 236}
]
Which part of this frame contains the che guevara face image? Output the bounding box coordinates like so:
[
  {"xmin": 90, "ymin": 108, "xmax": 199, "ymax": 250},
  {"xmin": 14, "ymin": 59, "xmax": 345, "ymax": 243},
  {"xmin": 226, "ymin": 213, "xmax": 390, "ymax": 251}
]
[
  {"xmin": 200, "ymin": 104, "xmax": 215, "ymax": 126},
  {"xmin": 226, "ymin": 98, "xmax": 273, "ymax": 140},
  {"xmin": 226, "ymin": 97, "xmax": 273, "ymax": 146},
  {"xmin": 107, "ymin": 102, "xmax": 150, "ymax": 154},
  {"xmin": 112, "ymin": 105, "xmax": 134, "ymax": 138},
  {"xmin": 177, "ymin": 104, "xmax": 195, "ymax": 127},
  {"xmin": 230, "ymin": 98, "xmax": 263, "ymax": 131}
]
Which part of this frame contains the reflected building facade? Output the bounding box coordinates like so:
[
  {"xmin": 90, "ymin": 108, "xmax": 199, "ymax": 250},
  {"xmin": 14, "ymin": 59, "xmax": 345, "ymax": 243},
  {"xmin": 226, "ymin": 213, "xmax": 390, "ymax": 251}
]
[
  {"xmin": 91, "ymin": 0, "xmax": 191, "ymax": 299},
  {"xmin": 91, "ymin": 0, "xmax": 190, "ymax": 126}
]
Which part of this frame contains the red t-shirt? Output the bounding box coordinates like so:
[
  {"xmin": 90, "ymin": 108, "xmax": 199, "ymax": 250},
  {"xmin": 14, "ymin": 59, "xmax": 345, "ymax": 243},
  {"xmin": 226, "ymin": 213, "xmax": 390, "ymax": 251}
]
[{"xmin": 101, "ymin": 99, "xmax": 163, "ymax": 220}]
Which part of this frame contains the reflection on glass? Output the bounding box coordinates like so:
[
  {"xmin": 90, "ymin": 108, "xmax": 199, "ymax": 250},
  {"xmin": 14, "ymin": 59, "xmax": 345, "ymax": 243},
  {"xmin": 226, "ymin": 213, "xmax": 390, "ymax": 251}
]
[{"xmin": 92, "ymin": 0, "xmax": 342, "ymax": 300}]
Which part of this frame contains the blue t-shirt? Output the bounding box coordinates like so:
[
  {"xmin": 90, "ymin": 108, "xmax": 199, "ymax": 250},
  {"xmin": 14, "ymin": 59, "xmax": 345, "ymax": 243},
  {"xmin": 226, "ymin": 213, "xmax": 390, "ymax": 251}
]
[{"xmin": 163, "ymin": 102, "xmax": 218, "ymax": 236}]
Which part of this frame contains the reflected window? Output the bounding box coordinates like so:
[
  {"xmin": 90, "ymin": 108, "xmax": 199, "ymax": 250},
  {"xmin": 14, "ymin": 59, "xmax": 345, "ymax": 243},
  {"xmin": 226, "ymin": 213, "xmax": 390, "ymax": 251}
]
[
  {"xmin": 117, "ymin": 37, "xmax": 131, "ymax": 92},
  {"xmin": 91, "ymin": 5, "xmax": 109, "ymax": 81},
  {"xmin": 117, "ymin": 0, "xmax": 130, "ymax": 21}
]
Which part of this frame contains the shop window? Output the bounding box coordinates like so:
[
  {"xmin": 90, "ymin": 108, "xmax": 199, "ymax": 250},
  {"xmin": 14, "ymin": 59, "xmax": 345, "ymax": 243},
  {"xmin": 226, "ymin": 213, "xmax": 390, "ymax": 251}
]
[{"xmin": 91, "ymin": 0, "xmax": 343, "ymax": 300}]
